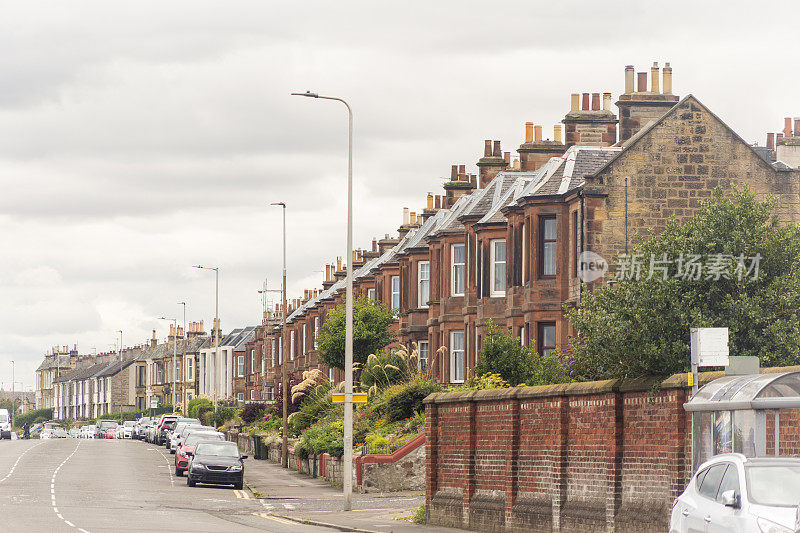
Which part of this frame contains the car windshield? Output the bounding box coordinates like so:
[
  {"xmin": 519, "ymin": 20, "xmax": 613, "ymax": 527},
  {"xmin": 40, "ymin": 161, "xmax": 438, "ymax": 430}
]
[
  {"xmin": 0, "ymin": 414, "xmax": 7, "ymax": 423},
  {"xmin": 98, "ymin": 421, "xmax": 117, "ymax": 429},
  {"xmin": 181, "ymin": 425, "xmax": 204, "ymax": 437},
  {"xmin": 195, "ymin": 442, "xmax": 239, "ymax": 458},
  {"xmin": 746, "ymin": 465, "xmax": 800, "ymax": 506},
  {"xmin": 185, "ymin": 433, "xmax": 222, "ymax": 447},
  {"xmin": 124, "ymin": 421, "xmax": 136, "ymax": 427}
]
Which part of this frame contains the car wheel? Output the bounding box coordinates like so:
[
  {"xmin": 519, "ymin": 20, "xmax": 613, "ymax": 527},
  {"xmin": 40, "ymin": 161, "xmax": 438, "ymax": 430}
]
[
  {"xmin": 170, "ymin": 449, "xmax": 175, "ymax": 454},
  {"xmin": 234, "ymin": 481, "xmax": 243, "ymax": 490},
  {"xmin": 175, "ymin": 466, "xmax": 182, "ymax": 476},
  {"xmin": 187, "ymin": 476, "xmax": 196, "ymax": 487}
]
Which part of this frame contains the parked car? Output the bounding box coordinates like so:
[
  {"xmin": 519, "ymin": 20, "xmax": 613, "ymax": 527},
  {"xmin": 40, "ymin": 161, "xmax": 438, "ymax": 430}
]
[
  {"xmin": 95, "ymin": 419, "xmax": 118, "ymax": 439},
  {"xmin": 120, "ymin": 421, "xmax": 136, "ymax": 439},
  {"xmin": 155, "ymin": 414, "xmax": 180, "ymax": 445},
  {"xmin": 40, "ymin": 428, "xmax": 54, "ymax": 440},
  {"xmin": 134, "ymin": 417, "xmax": 153, "ymax": 440},
  {"xmin": 164, "ymin": 417, "xmax": 200, "ymax": 451},
  {"xmin": 68, "ymin": 428, "xmax": 80, "ymax": 438},
  {"xmin": 81, "ymin": 425, "xmax": 96, "ymax": 439},
  {"xmin": 186, "ymin": 440, "xmax": 246, "ymax": 489},
  {"xmin": 174, "ymin": 430, "xmax": 224, "ymax": 476},
  {"xmin": 168, "ymin": 420, "xmax": 203, "ymax": 453},
  {"xmin": 0, "ymin": 409, "xmax": 11, "ymax": 439},
  {"xmin": 670, "ymin": 453, "xmax": 800, "ymax": 533},
  {"xmin": 51, "ymin": 427, "xmax": 69, "ymax": 439}
]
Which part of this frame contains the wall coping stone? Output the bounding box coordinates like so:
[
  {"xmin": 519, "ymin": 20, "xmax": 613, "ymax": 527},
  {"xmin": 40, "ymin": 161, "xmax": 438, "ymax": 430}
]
[{"xmin": 424, "ymin": 364, "xmax": 800, "ymax": 404}]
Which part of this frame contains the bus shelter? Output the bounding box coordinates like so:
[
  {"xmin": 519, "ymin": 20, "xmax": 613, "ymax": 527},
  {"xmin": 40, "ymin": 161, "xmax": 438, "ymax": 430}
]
[{"xmin": 684, "ymin": 371, "xmax": 800, "ymax": 469}]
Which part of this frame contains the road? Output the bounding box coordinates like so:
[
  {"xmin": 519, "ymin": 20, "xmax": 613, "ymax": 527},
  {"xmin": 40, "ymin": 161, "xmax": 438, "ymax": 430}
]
[{"xmin": 0, "ymin": 438, "xmax": 334, "ymax": 532}]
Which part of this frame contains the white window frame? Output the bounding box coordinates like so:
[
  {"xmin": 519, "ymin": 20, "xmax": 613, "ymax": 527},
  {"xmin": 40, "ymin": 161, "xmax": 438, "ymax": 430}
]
[
  {"xmin": 250, "ymin": 390, "xmax": 255, "ymax": 400},
  {"xmin": 251, "ymin": 350, "xmax": 255, "ymax": 374},
  {"xmin": 367, "ymin": 288, "xmax": 376, "ymax": 301},
  {"xmin": 175, "ymin": 360, "xmax": 181, "ymax": 382},
  {"xmin": 451, "ymin": 243, "xmax": 465, "ymax": 296},
  {"xmin": 490, "ymin": 239, "xmax": 506, "ymax": 296},
  {"xmin": 278, "ymin": 337, "xmax": 282, "ymax": 365},
  {"xmin": 329, "ymin": 367, "xmax": 335, "ymax": 382},
  {"xmin": 290, "ymin": 331, "xmax": 295, "ymax": 361},
  {"xmin": 272, "ymin": 339, "xmax": 277, "ymax": 366},
  {"xmin": 450, "ymin": 330, "xmax": 466, "ymax": 384},
  {"xmin": 314, "ymin": 317, "xmax": 320, "ymax": 349},
  {"xmin": 237, "ymin": 355, "xmax": 245, "ymax": 377},
  {"xmin": 237, "ymin": 392, "xmax": 244, "ymax": 402},
  {"xmin": 187, "ymin": 357, "xmax": 193, "ymax": 382},
  {"xmin": 418, "ymin": 261, "xmax": 430, "ymax": 308},
  {"xmin": 418, "ymin": 340, "xmax": 429, "ymax": 373},
  {"xmin": 391, "ymin": 276, "xmax": 400, "ymax": 311},
  {"xmin": 302, "ymin": 324, "xmax": 307, "ymax": 355}
]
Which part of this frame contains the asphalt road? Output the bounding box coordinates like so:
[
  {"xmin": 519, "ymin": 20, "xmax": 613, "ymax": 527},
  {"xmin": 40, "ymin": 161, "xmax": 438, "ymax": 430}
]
[{"xmin": 0, "ymin": 438, "xmax": 334, "ymax": 532}]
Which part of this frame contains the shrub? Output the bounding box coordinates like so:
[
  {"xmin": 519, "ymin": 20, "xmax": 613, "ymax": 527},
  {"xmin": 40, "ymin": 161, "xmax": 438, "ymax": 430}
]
[
  {"xmin": 475, "ymin": 322, "xmax": 536, "ymax": 385},
  {"xmin": 290, "ymin": 382, "xmax": 337, "ymax": 435},
  {"xmin": 295, "ymin": 419, "xmax": 344, "ymax": 459},
  {"xmin": 412, "ymin": 504, "xmax": 426, "ymax": 524},
  {"xmin": 13, "ymin": 408, "xmax": 53, "ymax": 428},
  {"xmin": 188, "ymin": 398, "xmax": 213, "ymax": 420},
  {"xmin": 240, "ymin": 403, "xmax": 267, "ymax": 425},
  {"xmin": 372, "ymin": 377, "xmax": 442, "ymax": 422},
  {"xmin": 360, "ymin": 350, "xmax": 414, "ymax": 390}
]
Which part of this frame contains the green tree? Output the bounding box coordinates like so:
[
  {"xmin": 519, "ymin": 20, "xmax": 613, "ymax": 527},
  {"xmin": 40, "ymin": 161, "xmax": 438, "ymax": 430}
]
[
  {"xmin": 317, "ymin": 297, "xmax": 395, "ymax": 370},
  {"xmin": 568, "ymin": 188, "xmax": 800, "ymax": 380}
]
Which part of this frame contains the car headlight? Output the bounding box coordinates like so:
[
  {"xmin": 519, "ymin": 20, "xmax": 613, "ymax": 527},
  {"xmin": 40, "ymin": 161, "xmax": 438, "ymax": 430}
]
[
  {"xmin": 191, "ymin": 463, "xmax": 205, "ymax": 470},
  {"xmin": 229, "ymin": 465, "xmax": 242, "ymax": 472},
  {"xmin": 757, "ymin": 517, "xmax": 793, "ymax": 533}
]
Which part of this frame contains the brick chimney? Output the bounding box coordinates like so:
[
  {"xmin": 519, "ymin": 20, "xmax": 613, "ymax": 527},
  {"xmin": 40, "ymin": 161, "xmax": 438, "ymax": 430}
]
[
  {"xmin": 776, "ymin": 116, "xmax": 800, "ymax": 169},
  {"xmin": 616, "ymin": 62, "xmax": 680, "ymax": 142},
  {"xmin": 476, "ymin": 140, "xmax": 508, "ymax": 187},
  {"xmin": 377, "ymin": 233, "xmax": 400, "ymax": 254},
  {"xmin": 151, "ymin": 330, "xmax": 158, "ymax": 348},
  {"xmin": 443, "ymin": 164, "xmax": 476, "ymax": 208},
  {"xmin": 517, "ymin": 121, "xmax": 567, "ymax": 171},
  {"xmin": 563, "ymin": 89, "xmax": 618, "ymax": 148}
]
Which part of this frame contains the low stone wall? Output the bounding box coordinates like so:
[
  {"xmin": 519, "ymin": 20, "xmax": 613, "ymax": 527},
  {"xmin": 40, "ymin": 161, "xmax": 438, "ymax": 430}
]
[{"xmin": 226, "ymin": 430, "xmax": 425, "ymax": 493}]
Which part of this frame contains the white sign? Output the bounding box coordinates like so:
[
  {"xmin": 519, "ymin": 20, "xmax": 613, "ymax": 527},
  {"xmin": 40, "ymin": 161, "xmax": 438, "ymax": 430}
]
[
  {"xmin": 690, "ymin": 327, "xmax": 730, "ymax": 367},
  {"xmin": 150, "ymin": 396, "xmax": 159, "ymax": 409}
]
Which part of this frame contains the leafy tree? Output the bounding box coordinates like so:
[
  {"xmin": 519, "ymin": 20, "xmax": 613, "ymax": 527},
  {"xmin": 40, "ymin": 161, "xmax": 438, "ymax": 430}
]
[
  {"xmin": 568, "ymin": 188, "xmax": 800, "ymax": 380},
  {"xmin": 317, "ymin": 297, "xmax": 396, "ymax": 370}
]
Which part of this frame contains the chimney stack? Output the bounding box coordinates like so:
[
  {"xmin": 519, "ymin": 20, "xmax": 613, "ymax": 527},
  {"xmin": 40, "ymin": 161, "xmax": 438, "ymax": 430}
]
[
  {"xmin": 570, "ymin": 93, "xmax": 580, "ymax": 112},
  {"xmin": 662, "ymin": 62, "xmax": 673, "ymax": 94},
  {"xmin": 637, "ymin": 72, "xmax": 647, "ymax": 92},
  {"xmin": 650, "ymin": 62, "xmax": 660, "ymax": 93},
  {"xmin": 624, "ymin": 65, "xmax": 635, "ymax": 94},
  {"xmin": 525, "ymin": 122, "xmax": 534, "ymax": 143},
  {"xmin": 476, "ymin": 142, "xmax": 506, "ymax": 188}
]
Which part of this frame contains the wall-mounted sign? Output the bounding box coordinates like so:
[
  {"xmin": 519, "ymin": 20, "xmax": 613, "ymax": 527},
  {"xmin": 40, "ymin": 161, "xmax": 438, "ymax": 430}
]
[{"xmin": 691, "ymin": 327, "xmax": 730, "ymax": 368}]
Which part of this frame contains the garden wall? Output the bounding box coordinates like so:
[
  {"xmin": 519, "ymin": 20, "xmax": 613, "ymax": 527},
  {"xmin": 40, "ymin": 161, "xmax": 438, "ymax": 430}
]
[{"xmin": 423, "ymin": 367, "xmax": 800, "ymax": 533}]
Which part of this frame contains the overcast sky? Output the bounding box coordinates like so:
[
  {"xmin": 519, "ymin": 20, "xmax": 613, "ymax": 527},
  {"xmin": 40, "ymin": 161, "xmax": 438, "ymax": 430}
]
[{"xmin": 1, "ymin": 1, "xmax": 798, "ymax": 391}]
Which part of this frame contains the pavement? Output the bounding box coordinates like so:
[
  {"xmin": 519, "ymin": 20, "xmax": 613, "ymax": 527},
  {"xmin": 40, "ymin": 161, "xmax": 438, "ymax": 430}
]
[
  {"xmin": 241, "ymin": 456, "xmax": 464, "ymax": 533},
  {"xmin": 0, "ymin": 437, "xmax": 462, "ymax": 533}
]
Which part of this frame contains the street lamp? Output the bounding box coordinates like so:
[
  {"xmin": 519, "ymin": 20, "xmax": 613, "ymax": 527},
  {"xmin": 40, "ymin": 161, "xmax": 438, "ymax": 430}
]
[
  {"xmin": 292, "ymin": 90, "xmax": 355, "ymax": 510},
  {"xmin": 270, "ymin": 201, "xmax": 289, "ymax": 469},
  {"xmin": 178, "ymin": 302, "xmax": 187, "ymax": 413},
  {"xmin": 10, "ymin": 360, "xmax": 14, "ymax": 427},
  {"xmin": 194, "ymin": 265, "xmax": 220, "ymax": 410},
  {"xmin": 117, "ymin": 330, "xmax": 123, "ymax": 421},
  {"xmin": 158, "ymin": 316, "xmax": 178, "ymax": 410}
]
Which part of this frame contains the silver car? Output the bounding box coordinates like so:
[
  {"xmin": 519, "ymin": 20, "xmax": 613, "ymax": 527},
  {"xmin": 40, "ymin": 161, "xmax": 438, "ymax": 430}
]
[{"xmin": 671, "ymin": 453, "xmax": 800, "ymax": 533}]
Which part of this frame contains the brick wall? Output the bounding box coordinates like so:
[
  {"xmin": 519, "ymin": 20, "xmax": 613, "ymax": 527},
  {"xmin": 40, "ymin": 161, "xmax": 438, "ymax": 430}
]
[{"xmin": 423, "ymin": 373, "xmax": 745, "ymax": 533}]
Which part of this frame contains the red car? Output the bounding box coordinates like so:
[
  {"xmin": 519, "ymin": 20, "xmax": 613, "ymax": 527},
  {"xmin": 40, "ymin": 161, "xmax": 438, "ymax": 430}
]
[
  {"xmin": 175, "ymin": 431, "xmax": 224, "ymax": 476},
  {"xmin": 102, "ymin": 429, "xmax": 115, "ymax": 439}
]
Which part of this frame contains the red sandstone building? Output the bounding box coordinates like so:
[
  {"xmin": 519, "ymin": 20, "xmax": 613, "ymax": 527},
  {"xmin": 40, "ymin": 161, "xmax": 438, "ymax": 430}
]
[{"xmin": 251, "ymin": 63, "xmax": 800, "ymax": 390}]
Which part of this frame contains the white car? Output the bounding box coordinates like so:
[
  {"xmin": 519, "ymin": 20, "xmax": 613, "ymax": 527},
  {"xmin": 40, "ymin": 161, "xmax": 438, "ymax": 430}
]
[
  {"xmin": 81, "ymin": 425, "xmax": 96, "ymax": 439},
  {"xmin": 671, "ymin": 453, "xmax": 800, "ymax": 533},
  {"xmin": 0, "ymin": 409, "xmax": 11, "ymax": 439},
  {"xmin": 121, "ymin": 421, "xmax": 136, "ymax": 439}
]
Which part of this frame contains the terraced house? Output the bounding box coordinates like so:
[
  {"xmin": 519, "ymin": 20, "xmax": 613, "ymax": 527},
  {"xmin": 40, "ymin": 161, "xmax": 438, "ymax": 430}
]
[{"xmin": 246, "ymin": 63, "xmax": 800, "ymax": 392}]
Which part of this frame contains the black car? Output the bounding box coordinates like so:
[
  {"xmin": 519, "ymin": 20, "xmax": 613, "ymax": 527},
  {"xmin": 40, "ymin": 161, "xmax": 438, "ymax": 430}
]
[{"xmin": 186, "ymin": 440, "xmax": 246, "ymax": 489}]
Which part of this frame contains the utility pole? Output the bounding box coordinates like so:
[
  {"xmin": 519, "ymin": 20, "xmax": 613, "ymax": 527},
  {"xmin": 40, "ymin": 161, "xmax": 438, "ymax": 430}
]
[
  {"xmin": 193, "ymin": 266, "xmax": 220, "ymax": 410},
  {"xmin": 117, "ymin": 330, "xmax": 123, "ymax": 422},
  {"xmin": 179, "ymin": 302, "xmax": 187, "ymax": 414},
  {"xmin": 270, "ymin": 202, "xmax": 289, "ymax": 469}
]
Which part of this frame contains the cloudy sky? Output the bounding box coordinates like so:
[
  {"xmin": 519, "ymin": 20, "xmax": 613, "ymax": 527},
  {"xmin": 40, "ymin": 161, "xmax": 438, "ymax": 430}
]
[{"xmin": 1, "ymin": 1, "xmax": 797, "ymax": 391}]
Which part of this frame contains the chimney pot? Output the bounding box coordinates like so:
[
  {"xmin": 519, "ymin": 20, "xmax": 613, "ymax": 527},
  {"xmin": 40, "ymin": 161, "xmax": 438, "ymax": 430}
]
[
  {"xmin": 450, "ymin": 164, "xmax": 458, "ymax": 181},
  {"xmin": 554, "ymin": 124, "xmax": 562, "ymax": 144},
  {"xmin": 534, "ymin": 125, "xmax": 542, "ymax": 142},
  {"xmin": 785, "ymin": 118, "xmax": 793, "ymax": 138},
  {"xmin": 637, "ymin": 72, "xmax": 647, "ymax": 92},
  {"xmin": 372, "ymin": 237, "xmax": 377, "ymax": 251},
  {"xmin": 570, "ymin": 93, "xmax": 580, "ymax": 112},
  {"xmin": 603, "ymin": 92, "xmax": 612, "ymax": 111},
  {"xmin": 458, "ymin": 164, "xmax": 466, "ymax": 176},
  {"xmin": 503, "ymin": 152, "xmax": 510, "ymax": 165},
  {"xmin": 426, "ymin": 193, "xmax": 433, "ymax": 209},
  {"xmin": 662, "ymin": 62, "xmax": 673, "ymax": 94},
  {"xmin": 403, "ymin": 207, "xmax": 410, "ymax": 225},
  {"xmin": 794, "ymin": 118, "xmax": 800, "ymax": 137},
  {"xmin": 651, "ymin": 62, "xmax": 660, "ymax": 93},
  {"xmin": 512, "ymin": 159, "xmax": 520, "ymax": 170},
  {"xmin": 525, "ymin": 122, "xmax": 534, "ymax": 143},
  {"xmin": 492, "ymin": 140, "xmax": 501, "ymax": 157},
  {"xmin": 624, "ymin": 65, "xmax": 635, "ymax": 94},
  {"xmin": 767, "ymin": 132, "xmax": 775, "ymax": 151},
  {"xmin": 483, "ymin": 139, "xmax": 492, "ymax": 157},
  {"xmin": 591, "ymin": 93, "xmax": 600, "ymax": 111},
  {"xmin": 435, "ymin": 195, "xmax": 441, "ymax": 208},
  {"xmin": 469, "ymin": 174, "xmax": 476, "ymax": 187},
  {"xmin": 581, "ymin": 93, "xmax": 590, "ymax": 110},
  {"xmin": 410, "ymin": 211, "xmax": 417, "ymax": 225}
]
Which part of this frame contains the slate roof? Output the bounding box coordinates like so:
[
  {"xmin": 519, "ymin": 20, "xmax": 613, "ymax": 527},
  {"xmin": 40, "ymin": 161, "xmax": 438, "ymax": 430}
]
[
  {"xmin": 479, "ymin": 175, "xmax": 537, "ymax": 224},
  {"xmin": 401, "ymin": 209, "xmax": 448, "ymax": 252},
  {"xmin": 36, "ymin": 355, "xmax": 71, "ymax": 372}
]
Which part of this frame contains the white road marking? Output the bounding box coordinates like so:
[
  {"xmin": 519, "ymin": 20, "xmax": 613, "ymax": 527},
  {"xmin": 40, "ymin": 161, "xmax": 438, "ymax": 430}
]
[
  {"xmin": 150, "ymin": 445, "xmax": 175, "ymax": 487},
  {"xmin": 0, "ymin": 440, "xmax": 45, "ymax": 484},
  {"xmin": 50, "ymin": 440, "xmax": 90, "ymax": 532},
  {"xmin": 282, "ymin": 503, "xmax": 296, "ymax": 510}
]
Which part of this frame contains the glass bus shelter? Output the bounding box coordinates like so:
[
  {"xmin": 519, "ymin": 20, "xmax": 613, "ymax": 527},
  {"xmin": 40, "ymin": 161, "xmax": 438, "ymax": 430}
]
[{"xmin": 684, "ymin": 371, "xmax": 800, "ymax": 470}]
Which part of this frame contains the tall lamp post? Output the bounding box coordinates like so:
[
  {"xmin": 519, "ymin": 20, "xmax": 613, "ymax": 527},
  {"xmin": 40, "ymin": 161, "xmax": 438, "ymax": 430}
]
[
  {"xmin": 178, "ymin": 302, "xmax": 187, "ymax": 413},
  {"xmin": 117, "ymin": 330, "xmax": 123, "ymax": 421},
  {"xmin": 158, "ymin": 317, "xmax": 178, "ymax": 410},
  {"xmin": 10, "ymin": 360, "xmax": 14, "ymax": 428},
  {"xmin": 270, "ymin": 202, "xmax": 289, "ymax": 469},
  {"xmin": 291, "ymin": 90, "xmax": 354, "ymax": 510},
  {"xmin": 193, "ymin": 265, "xmax": 220, "ymax": 410}
]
